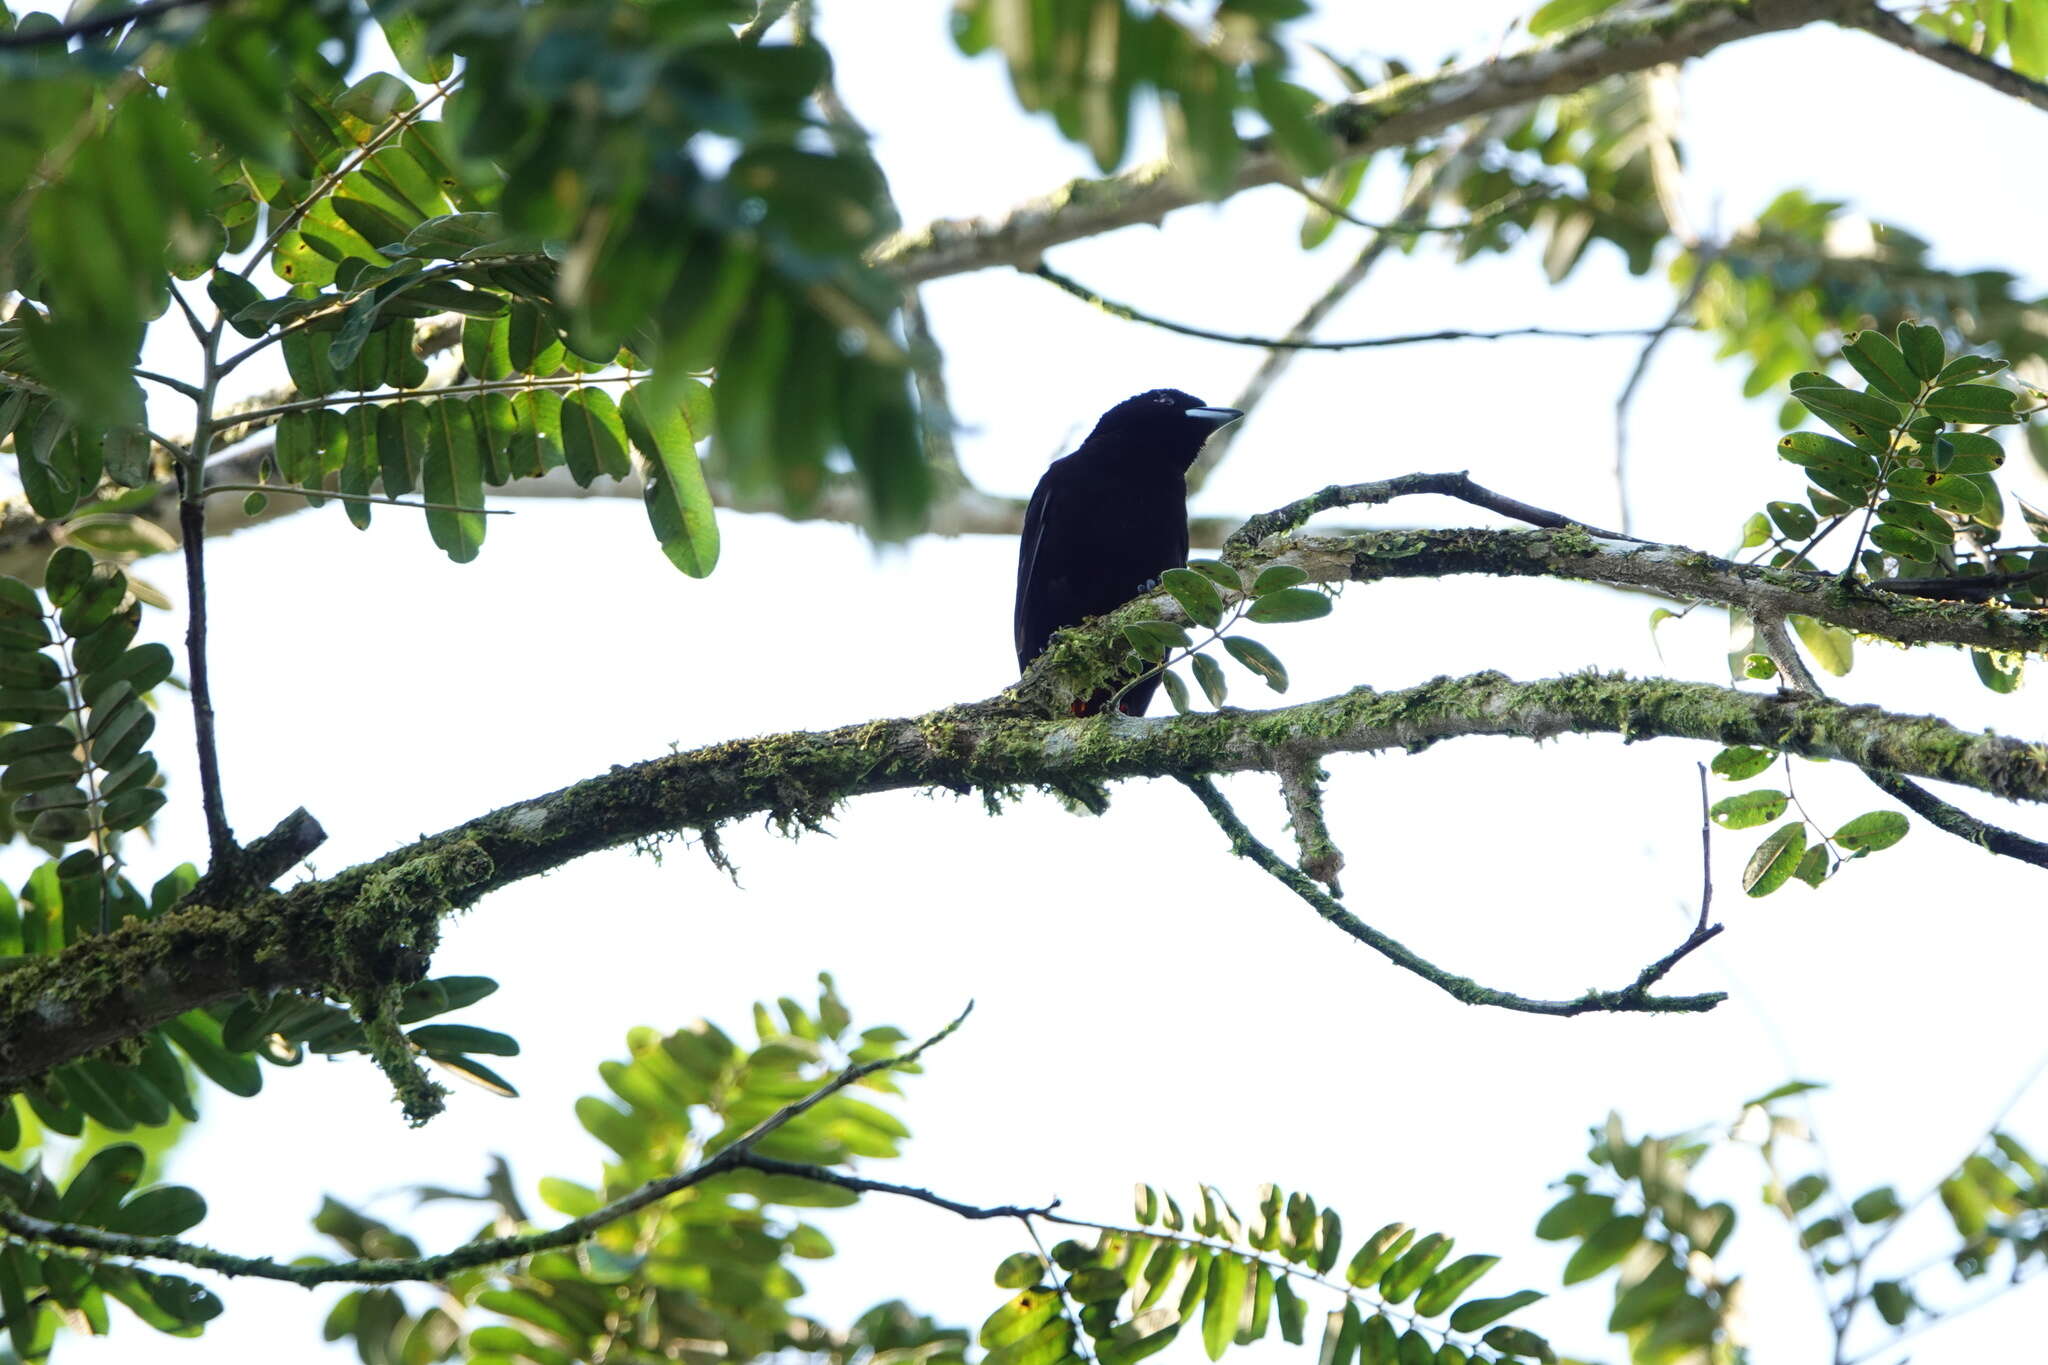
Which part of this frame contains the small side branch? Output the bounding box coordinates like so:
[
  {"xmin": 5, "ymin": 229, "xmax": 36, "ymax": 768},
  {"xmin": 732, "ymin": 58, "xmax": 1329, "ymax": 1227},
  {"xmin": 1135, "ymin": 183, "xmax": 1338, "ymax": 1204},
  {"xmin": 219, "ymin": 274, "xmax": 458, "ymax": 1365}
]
[
  {"xmin": 176, "ymin": 472, "xmax": 236, "ymax": 877},
  {"xmin": 1852, "ymin": 4, "xmax": 2048, "ymax": 117},
  {"xmin": 1032, "ymin": 263, "xmax": 1656, "ymax": 354},
  {"xmin": 1274, "ymin": 753, "xmax": 1344, "ymax": 896},
  {"xmin": 1864, "ymin": 770, "xmax": 2048, "ymax": 871},
  {"xmin": 1227, "ymin": 470, "xmax": 1636, "ymax": 548},
  {"xmin": 1179, "ymin": 776, "xmax": 1724, "ymax": 1016}
]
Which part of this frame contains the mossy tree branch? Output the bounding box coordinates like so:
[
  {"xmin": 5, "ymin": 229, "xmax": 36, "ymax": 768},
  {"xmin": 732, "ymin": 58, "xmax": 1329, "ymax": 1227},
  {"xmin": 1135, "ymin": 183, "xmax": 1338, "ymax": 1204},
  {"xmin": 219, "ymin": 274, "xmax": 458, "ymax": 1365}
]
[
  {"xmin": 3, "ymin": 661, "xmax": 2045, "ymax": 1086},
  {"xmin": 869, "ymin": 0, "xmax": 1854, "ymax": 284}
]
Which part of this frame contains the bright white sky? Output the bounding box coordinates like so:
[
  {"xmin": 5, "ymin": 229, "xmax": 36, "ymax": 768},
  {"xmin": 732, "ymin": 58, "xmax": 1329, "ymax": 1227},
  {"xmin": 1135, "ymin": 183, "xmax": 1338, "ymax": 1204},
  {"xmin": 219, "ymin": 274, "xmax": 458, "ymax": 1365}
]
[{"xmin": 27, "ymin": 3, "xmax": 2048, "ymax": 1363}]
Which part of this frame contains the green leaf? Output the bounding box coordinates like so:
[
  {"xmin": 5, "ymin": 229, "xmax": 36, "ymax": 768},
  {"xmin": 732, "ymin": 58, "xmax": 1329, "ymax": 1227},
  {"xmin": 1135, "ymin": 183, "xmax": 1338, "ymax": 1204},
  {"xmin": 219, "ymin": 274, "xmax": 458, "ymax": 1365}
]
[
  {"xmin": 1528, "ymin": 0, "xmax": 1625, "ymax": 35},
  {"xmin": 1792, "ymin": 844, "xmax": 1829, "ymax": 888},
  {"xmin": 1275, "ymin": 1275, "xmax": 1306, "ymax": 1345},
  {"xmin": 1413, "ymin": 1254, "xmax": 1497, "ymax": 1318},
  {"xmin": 1318, "ymin": 1303, "xmax": 1361, "ymax": 1365},
  {"xmin": 1190, "ymin": 653, "xmax": 1227, "ymax": 708},
  {"xmin": 1251, "ymin": 565, "xmax": 1309, "ymax": 596},
  {"xmin": 107, "ymin": 1186, "xmax": 207, "ymax": 1237},
  {"xmin": 1245, "ymin": 588, "xmax": 1331, "ymax": 624},
  {"xmin": 1851, "ymin": 1186, "xmax": 1903, "ymax": 1223},
  {"xmin": 1379, "ymin": 1233, "xmax": 1450, "ymax": 1305},
  {"xmin": 1710, "ymin": 746, "xmax": 1776, "ymax": 780},
  {"xmin": 1345, "ymin": 1224, "xmax": 1412, "ymax": 1287},
  {"xmin": 1933, "ymin": 354, "xmax": 2008, "ymax": 386},
  {"xmin": 1161, "ymin": 568, "xmax": 1224, "ymax": 630},
  {"xmin": 1561, "ymin": 1213, "xmax": 1643, "ymax": 1284},
  {"xmin": 1833, "ymin": 810, "xmax": 1908, "ymax": 855},
  {"xmin": 1187, "ymin": 559, "xmax": 1242, "ymax": 593},
  {"xmin": 1924, "ymin": 383, "xmax": 2019, "ymax": 424},
  {"xmin": 995, "ymin": 1253, "xmax": 1044, "ymax": 1290},
  {"xmin": 422, "ymin": 399, "xmax": 486, "ymax": 563},
  {"xmin": 161, "ymin": 1010, "xmax": 262, "ymax": 1096},
  {"xmin": 1161, "ymin": 668, "xmax": 1191, "ymax": 716},
  {"xmin": 1223, "ymin": 636, "xmax": 1287, "ymax": 692},
  {"xmin": 1710, "ymin": 790, "xmax": 1787, "ymax": 830},
  {"xmin": 1766, "ymin": 501, "xmax": 1817, "ymax": 540},
  {"xmin": 1789, "ymin": 378, "xmax": 1903, "ymax": 442},
  {"xmin": 1739, "ymin": 511, "xmax": 1771, "ymax": 548},
  {"xmin": 1972, "ymin": 648, "xmax": 2023, "ymax": 693},
  {"xmin": 623, "ymin": 385, "xmax": 720, "ymax": 578},
  {"xmin": 1872, "ymin": 1280, "xmax": 1912, "ymax": 1326},
  {"xmin": 561, "ymin": 387, "xmax": 630, "ymax": 487},
  {"xmin": 1884, "ymin": 468, "xmax": 1982, "ymax": 517},
  {"xmin": 1898, "ymin": 322, "xmax": 1945, "ymax": 381},
  {"xmin": 979, "ymin": 1287, "xmax": 1063, "ymax": 1351},
  {"xmin": 1775, "ymin": 431, "xmax": 1877, "ymax": 481},
  {"xmin": 57, "ymin": 1144, "xmax": 144, "ymax": 1223},
  {"xmin": 1742, "ymin": 822, "xmax": 1808, "ymax": 897},
  {"xmin": 1201, "ymin": 1254, "xmax": 1249, "ymax": 1361},
  {"xmin": 1124, "ymin": 621, "xmax": 1191, "ymax": 660},
  {"xmin": 1842, "ymin": 330, "xmax": 1920, "ymax": 403},
  {"xmin": 1534, "ymin": 1191, "xmax": 1613, "ymax": 1241},
  {"xmin": 1447, "ymin": 1290, "xmax": 1544, "ymax": 1334},
  {"xmin": 1790, "ymin": 615, "xmax": 1853, "ymax": 677}
]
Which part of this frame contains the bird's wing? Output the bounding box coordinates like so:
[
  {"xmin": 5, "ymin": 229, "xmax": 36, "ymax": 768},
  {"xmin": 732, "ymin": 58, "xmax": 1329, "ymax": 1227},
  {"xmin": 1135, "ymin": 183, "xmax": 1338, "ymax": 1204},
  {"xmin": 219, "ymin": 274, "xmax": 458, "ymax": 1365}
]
[{"xmin": 1014, "ymin": 469, "xmax": 1058, "ymax": 668}]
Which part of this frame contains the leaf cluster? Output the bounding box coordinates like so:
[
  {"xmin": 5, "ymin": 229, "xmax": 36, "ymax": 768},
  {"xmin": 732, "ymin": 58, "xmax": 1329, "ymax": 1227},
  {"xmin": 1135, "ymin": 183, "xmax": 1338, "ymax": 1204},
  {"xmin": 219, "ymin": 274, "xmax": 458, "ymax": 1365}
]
[
  {"xmin": 980, "ymin": 1181, "xmax": 1552, "ymax": 1365},
  {"xmin": 952, "ymin": 0, "xmax": 1329, "ymax": 195},
  {"xmin": 1116, "ymin": 559, "xmax": 1329, "ymax": 714},
  {"xmin": 318, "ymin": 974, "xmax": 944, "ymax": 1365},
  {"xmin": 0, "ymin": 1143, "xmax": 217, "ymax": 1359}
]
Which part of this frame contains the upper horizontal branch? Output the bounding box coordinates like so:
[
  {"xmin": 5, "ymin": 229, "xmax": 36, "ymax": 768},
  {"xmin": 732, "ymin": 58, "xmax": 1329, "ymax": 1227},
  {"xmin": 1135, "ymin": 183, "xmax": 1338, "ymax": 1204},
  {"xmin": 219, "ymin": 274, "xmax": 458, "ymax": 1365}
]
[
  {"xmin": 1852, "ymin": 3, "xmax": 2048, "ymax": 116},
  {"xmin": 1283, "ymin": 523, "xmax": 2048, "ymax": 655},
  {"xmin": 871, "ymin": 0, "xmax": 1848, "ymax": 284},
  {"xmin": 2, "ymin": 664, "xmax": 2042, "ymax": 1086}
]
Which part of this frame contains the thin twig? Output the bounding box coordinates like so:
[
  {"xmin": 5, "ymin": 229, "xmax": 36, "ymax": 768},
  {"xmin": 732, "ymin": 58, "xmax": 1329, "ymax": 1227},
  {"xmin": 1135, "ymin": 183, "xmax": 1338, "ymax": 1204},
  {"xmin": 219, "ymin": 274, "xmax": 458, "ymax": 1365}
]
[
  {"xmin": 901, "ymin": 290, "xmax": 962, "ymax": 483},
  {"xmin": 1031, "ymin": 263, "xmax": 1659, "ymax": 354},
  {"xmin": 1179, "ymin": 776, "xmax": 1724, "ymax": 1015},
  {"xmin": 1613, "ymin": 246, "xmax": 1712, "ymax": 534},
  {"xmin": 1864, "ymin": 769, "xmax": 2048, "ymax": 870},
  {"xmin": 177, "ymin": 473, "xmax": 234, "ymax": 871},
  {"xmin": 1695, "ymin": 763, "xmax": 1713, "ymax": 934},
  {"xmin": 0, "ymin": 0, "xmax": 214, "ymax": 48},
  {"xmin": 135, "ymin": 368, "xmax": 202, "ymax": 401},
  {"xmin": 204, "ymin": 483, "xmax": 515, "ymax": 517},
  {"xmin": 167, "ymin": 282, "xmax": 210, "ymax": 343},
  {"xmin": 0, "ymin": 1005, "xmax": 971, "ymax": 1285},
  {"xmin": 1226, "ymin": 469, "xmax": 1638, "ymax": 549},
  {"xmin": 223, "ymin": 370, "xmax": 631, "ymax": 427}
]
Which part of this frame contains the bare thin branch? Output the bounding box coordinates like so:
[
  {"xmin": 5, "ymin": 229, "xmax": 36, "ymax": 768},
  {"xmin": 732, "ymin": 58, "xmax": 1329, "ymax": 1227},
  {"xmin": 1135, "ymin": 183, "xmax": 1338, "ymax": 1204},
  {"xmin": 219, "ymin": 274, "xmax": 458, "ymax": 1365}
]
[
  {"xmin": 1032, "ymin": 262, "xmax": 1658, "ymax": 354},
  {"xmin": 1179, "ymin": 776, "xmax": 1725, "ymax": 1015}
]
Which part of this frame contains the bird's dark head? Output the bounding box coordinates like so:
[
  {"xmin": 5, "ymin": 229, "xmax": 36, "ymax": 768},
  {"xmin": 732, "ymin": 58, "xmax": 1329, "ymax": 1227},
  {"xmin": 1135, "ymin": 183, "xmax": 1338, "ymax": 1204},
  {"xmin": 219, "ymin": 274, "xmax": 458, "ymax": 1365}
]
[{"xmin": 1080, "ymin": 388, "xmax": 1244, "ymax": 471}]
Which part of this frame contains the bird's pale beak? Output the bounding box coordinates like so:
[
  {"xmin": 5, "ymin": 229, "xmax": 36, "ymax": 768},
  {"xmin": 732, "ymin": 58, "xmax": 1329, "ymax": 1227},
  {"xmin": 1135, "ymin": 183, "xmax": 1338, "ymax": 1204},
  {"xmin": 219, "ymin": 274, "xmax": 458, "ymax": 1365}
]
[{"xmin": 1187, "ymin": 407, "xmax": 1244, "ymax": 429}]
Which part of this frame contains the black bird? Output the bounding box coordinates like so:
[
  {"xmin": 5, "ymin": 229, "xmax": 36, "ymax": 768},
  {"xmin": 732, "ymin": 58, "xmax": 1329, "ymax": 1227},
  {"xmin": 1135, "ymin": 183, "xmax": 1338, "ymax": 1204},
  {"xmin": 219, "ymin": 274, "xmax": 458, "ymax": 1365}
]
[{"xmin": 1014, "ymin": 389, "xmax": 1244, "ymax": 716}]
